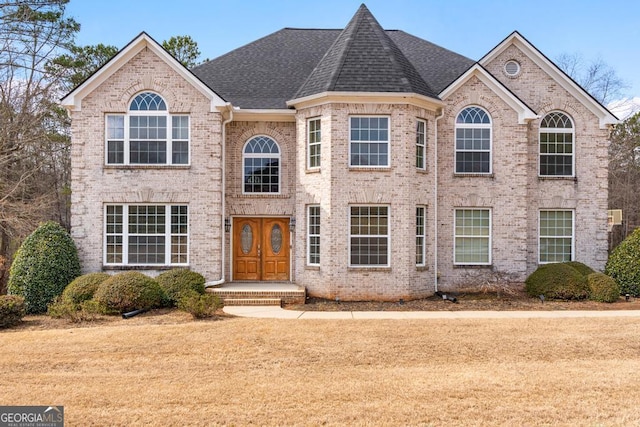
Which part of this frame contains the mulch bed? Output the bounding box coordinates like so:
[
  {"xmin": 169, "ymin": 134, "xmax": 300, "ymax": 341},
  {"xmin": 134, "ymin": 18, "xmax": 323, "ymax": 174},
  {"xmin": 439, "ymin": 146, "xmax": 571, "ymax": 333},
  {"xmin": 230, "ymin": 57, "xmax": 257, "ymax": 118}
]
[{"xmin": 285, "ymin": 288, "xmax": 640, "ymax": 312}]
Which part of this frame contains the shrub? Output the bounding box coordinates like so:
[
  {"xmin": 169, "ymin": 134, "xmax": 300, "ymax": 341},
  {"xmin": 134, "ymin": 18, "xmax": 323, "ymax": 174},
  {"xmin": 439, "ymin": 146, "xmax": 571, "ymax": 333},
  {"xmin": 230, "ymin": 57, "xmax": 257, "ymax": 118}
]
[
  {"xmin": 156, "ymin": 269, "xmax": 206, "ymax": 306},
  {"xmin": 587, "ymin": 272, "xmax": 620, "ymax": 303},
  {"xmin": 47, "ymin": 297, "xmax": 103, "ymax": 323},
  {"xmin": 177, "ymin": 290, "xmax": 222, "ymax": 319},
  {"xmin": 605, "ymin": 228, "xmax": 640, "ymax": 296},
  {"xmin": 62, "ymin": 272, "xmax": 111, "ymax": 304},
  {"xmin": 0, "ymin": 295, "xmax": 26, "ymax": 328},
  {"xmin": 93, "ymin": 272, "xmax": 165, "ymax": 313},
  {"xmin": 525, "ymin": 263, "xmax": 589, "ymax": 300},
  {"xmin": 563, "ymin": 261, "xmax": 595, "ymax": 277},
  {"xmin": 7, "ymin": 221, "xmax": 81, "ymax": 313}
]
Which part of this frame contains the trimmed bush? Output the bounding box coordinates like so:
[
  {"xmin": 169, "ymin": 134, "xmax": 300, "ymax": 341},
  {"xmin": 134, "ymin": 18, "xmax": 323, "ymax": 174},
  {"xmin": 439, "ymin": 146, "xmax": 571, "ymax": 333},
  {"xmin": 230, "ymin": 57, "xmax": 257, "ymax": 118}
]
[
  {"xmin": 563, "ymin": 261, "xmax": 595, "ymax": 277},
  {"xmin": 587, "ymin": 272, "xmax": 620, "ymax": 303},
  {"xmin": 525, "ymin": 263, "xmax": 589, "ymax": 300},
  {"xmin": 94, "ymin": 272, "xmax": 165, "ymax": 313},
  {"xmin": 605, "ymin": 228, "xmax": 640, "ymax": 296},
  {"xmin": 62, "ymin": 272, "xmax": 110, "ymax": 304},
  {"xmin": 0, "ymin": 295, "xmax": 26, "ymax": 328},
  {"xmin": 156, "ymin": 269, "xmax": 206, "ymax": 306},
  {"xmin": 47, "ymin": 297, "xmax": 103, "ymax": 322},
  {"xmin": 177, "ymin": 290, "xmax": 222, "ymax": 319},
  {"xmin": 8, "ymin": 221, "xmax": 81, "ymax": 313}
]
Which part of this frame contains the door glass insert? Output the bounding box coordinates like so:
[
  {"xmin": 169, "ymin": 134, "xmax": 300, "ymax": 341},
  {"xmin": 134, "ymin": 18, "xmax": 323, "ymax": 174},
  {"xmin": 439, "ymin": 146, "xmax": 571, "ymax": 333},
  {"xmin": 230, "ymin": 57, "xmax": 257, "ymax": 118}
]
[
  {"xmin": 241, "ymin": 224, "xmax": 253, "ymax": 254},
  {"xmin": 271, "ymin": 224, "xmax": 283, "ymax": 254}
]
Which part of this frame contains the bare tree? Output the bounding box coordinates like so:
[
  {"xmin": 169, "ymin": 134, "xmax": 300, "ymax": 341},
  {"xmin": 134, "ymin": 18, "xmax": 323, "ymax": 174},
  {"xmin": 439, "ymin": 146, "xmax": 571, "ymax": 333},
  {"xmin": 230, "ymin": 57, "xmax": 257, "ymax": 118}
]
[
  {"xmin": 0, "ymin": 0, "xmax": 79, "ymax": 291},
  {"xmin": 556, "ymin": 53, "xmax": 628, "ymax": 105}
]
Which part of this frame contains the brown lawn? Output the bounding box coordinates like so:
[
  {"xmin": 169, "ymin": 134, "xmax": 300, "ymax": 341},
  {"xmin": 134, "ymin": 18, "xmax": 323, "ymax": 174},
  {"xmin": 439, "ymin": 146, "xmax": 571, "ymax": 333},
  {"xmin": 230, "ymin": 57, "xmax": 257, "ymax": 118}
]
[{"xmin": 1, "ymin": 311, "xmax": 640, "ymax": 426}]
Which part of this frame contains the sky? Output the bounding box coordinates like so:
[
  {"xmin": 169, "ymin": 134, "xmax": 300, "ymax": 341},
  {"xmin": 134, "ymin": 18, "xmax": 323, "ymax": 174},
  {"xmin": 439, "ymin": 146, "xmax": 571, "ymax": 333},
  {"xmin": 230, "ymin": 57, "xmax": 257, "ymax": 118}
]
[{"xmin": 66, "ymin": 0, "xmax": 640, "ymax": 111}]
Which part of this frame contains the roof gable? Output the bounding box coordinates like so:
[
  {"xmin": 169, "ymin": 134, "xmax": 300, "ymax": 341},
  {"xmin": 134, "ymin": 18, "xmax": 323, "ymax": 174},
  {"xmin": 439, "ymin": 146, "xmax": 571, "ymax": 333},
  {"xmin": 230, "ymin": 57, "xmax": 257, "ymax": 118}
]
[
  {"xmin": 61, "ymin": 32, "xmax": 226, "ymax": 112},
  {"xmin": 440, "ymin": 64, "xmax": 538, "ymax": 124},
  {"xmin": 479, "ymin": 31, "xmax": 618, "ymax": 128},
  {"xmin": 294, "ymin": 4, "xmax": 437, "ymax": 100}
]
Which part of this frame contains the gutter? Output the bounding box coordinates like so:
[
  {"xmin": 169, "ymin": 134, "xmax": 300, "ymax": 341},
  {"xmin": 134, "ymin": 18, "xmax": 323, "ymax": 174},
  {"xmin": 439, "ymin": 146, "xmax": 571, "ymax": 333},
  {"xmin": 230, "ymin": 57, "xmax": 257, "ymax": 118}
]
[
  {"xmin": 206, "ymin": 103, "xmax": 234, "ymax": 287},
  {"xmin": 433, "ymin": 109, "xmax": 444, "ymax": 293}
]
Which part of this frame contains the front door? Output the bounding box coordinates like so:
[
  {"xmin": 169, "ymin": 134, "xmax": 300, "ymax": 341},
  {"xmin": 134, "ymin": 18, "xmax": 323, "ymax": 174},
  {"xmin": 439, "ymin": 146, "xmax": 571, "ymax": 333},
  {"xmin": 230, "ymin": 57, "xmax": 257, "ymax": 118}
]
[{"xmin": 233, "ymin": 217, "xmax": 290, "ymax": 281}]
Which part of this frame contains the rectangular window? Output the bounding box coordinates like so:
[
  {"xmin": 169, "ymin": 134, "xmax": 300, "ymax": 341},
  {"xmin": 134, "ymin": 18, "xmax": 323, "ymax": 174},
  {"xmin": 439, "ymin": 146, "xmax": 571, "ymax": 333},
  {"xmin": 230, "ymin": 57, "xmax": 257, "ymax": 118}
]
[
  {"xmin": 307, "ymin": 205, "xmax": 320, "ymax": 266},
  {"xmin": 350, "ymin": 116, "xmax": 389, "ymax": 167},
  {"xmin": 350, "ymin": 206, "xmax": 389, "ymax": 267},
  {"xmin": 416, "ymin": 119, "xmax": 426, "ymax": 170},
  {"xmin": 454, "ymin": 209, "xmax": 491, "ymax": 265},
  {"xmin": 307, "ymin": 118, "xmax": 321, "ymax": 169},
  {"xmin": 105, "ymin": 114, "xmax": 189, "ymax": 165},
  {"xmin": 104, "ymin": 204, "xmax": 188, "ymax": 265},
  {"xmin": 416, "ymin": 206, "xmax": 426, "ymax": 266},
  {"xmin": 539, "ymin": 210, "xmax": 574, "ymax": 263}
]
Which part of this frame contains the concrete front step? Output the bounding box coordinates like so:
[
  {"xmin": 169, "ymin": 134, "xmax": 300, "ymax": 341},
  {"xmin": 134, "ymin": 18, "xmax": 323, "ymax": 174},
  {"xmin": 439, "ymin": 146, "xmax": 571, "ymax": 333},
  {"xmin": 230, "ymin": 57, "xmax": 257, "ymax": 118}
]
[{"xmin": 224, "ymin": 298, "xmax": 282, "ymax": 306}]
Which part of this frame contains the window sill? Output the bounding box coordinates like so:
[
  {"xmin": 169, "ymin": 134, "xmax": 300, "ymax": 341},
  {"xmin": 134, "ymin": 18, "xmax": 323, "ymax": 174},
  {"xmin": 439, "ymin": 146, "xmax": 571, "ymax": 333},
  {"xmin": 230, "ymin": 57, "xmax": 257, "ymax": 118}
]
[
  {"xmin": 103, "ymin": 265, "xmax": 185, "ymax": 271},
  {"xmin": 305, "ymin": 265, "xmax": 320, "ymax": 271},
  {"xmin": 104, "ymin": 165, "xmax": 191, "ymax": 170},
  {"xmin": 416, "ymin": 169, "xmax": 428, "ymax": 175},
  {"xmin": 453, "ymin": 173, "xmax": 494, "ymax": 178},
  {"xmin": 349, "ymin": 167, "xmax": 391, "ymax": 172},
  {"xmin": 538, "ymin": 176, "xmax": 577, "ymax": 182},
  {"xmin": 305, "ymin": 168, "xmax": 321, "ymax": 174},
  {"xmin": 453, "ymin": 264, "xmax": 493, "ymax": 269},
  {"xmin": 416, "ymin": 265, "xmax": 429, "ymax": 271},
  {"xmin": 347, "ymin": 266, "xmax": 391, "ymax": 272},
  {"xmin": 233, "ymin": 193, "xmax": 291, "ymax": 199}
]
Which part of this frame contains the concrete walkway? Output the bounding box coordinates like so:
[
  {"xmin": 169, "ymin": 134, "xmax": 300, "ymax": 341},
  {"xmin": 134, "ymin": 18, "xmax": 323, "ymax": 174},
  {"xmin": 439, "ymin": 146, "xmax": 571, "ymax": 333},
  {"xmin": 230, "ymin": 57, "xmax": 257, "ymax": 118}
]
[{"xmin": 223, "ymin": 305, "xmax": 640, "ymax": 319}]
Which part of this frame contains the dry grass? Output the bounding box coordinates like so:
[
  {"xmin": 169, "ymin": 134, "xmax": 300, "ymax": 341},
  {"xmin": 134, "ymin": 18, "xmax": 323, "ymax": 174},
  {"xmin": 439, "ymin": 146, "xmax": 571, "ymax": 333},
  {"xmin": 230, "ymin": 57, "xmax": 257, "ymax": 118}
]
[{"xmin": 2, "ymin": 311, "xmax": 640, "ymax": 426}]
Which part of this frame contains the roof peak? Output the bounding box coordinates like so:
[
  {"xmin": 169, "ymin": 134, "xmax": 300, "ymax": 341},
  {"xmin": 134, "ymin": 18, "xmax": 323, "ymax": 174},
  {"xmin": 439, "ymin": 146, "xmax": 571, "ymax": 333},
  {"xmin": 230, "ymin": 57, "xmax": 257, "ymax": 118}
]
[{"xmin": 293, "ymin": 4, "xmax": 437, "ymax": 100}]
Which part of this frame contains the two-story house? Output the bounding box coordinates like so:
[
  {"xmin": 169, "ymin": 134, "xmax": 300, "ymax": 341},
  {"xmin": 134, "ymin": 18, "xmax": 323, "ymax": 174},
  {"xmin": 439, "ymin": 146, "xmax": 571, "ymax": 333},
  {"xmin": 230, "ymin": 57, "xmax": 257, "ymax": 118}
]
[{"xmin": 61, "ymin": 5, "xmax": 617, "ymax": 301}]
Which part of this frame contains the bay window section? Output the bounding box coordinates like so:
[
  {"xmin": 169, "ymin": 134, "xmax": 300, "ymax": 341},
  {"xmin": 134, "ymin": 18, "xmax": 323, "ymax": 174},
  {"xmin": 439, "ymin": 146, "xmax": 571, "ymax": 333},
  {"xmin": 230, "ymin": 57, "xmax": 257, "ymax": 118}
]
[
  {"xmin": 350, "ymin": 116, "xmax": 389, "ymax": 167},
  {"xmin": 307, "ymin": 205, "xmax": 320, "ymax": 266},
  {"xmin": 307, "ymin": 118, "xmax": 321, "ymax": 169},
  {"xmin": 104, "ymin": 204, "xmax": 189, "ymax": 266},
  {"xmin": 416, "ymin": 119, "xmax": 426, "ymax": 170},
  {"xmin": 416, "ymin": 206, "xmax": 426, "ymax": 266}
]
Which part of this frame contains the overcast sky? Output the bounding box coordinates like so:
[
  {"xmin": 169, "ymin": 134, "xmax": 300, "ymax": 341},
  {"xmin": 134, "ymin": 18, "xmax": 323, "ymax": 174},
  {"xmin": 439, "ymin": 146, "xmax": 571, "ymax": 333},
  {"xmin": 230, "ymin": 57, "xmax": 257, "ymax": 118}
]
[{"xmin": 66, "ymin": 0, "xmax": 640, "ymax": 107}]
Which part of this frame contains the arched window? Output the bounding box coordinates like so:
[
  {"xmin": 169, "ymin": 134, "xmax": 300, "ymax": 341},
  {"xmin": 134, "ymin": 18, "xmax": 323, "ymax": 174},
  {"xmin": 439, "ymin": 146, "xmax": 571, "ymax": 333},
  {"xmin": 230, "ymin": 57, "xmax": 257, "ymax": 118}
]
[
  {"xmin": 455, "ymin": 106, "xmax": 492, "ymax": 174},
  {"xmin": 243, "ymin": 136, "xmax": 281, "ymax": 193},
  {"xmin": 105, "ymin": 92, "xmax": 189, "ymax": 165},
  {"xmin": 539, "ymin": 111, "xmax": 574, "ymax": 177}
]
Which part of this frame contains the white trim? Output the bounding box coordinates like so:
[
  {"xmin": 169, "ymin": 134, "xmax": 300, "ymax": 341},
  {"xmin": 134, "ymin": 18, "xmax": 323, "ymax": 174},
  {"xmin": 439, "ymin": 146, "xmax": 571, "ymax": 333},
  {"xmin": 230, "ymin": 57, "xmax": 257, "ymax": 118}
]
[
  {"xmin": 307, "ymin": 205, "xmax": 321, "ymax": 266},
  {"xmin": 242, "ymin": 135, "xmax": 282, "ymax": 195},
  {"xmin": 478, "ymin": 32, "xmax": 618, "ymax": 129},
  {"xmin": 287, "ymin": 91, "xmax": 443, "ymax": 111},
  {"xmin": 103, "ymin": 203, "xmax": 189, "ymax": 267},
  {"xmin": 306, "ymin": 117, "xmax": 322, "ymax": 170},
  {"xmin": 454, "ymin": 106, "xmax": 493, "ymax": 175},
  {"xmin": 61, "ymin": 32, "xmax": 225, "ymax": 112},
  {"xmin": 453, "ymin": 208, "xmax": 492, "ymax": 266},
  {"xmin": 538, "ymin": 209, "xmax": 575, "ymax": 264},
  {"xmin": 232, "ymin": 109, "xmax": 296, "ymax": 122},
  {"xmin": 416, "ymin": 118, "xmax": 427, "ymax": 171},
  {"xmin": 349, "ymin": 116, "xmax": 391, "ymax": 169},
  {"xmin": 348, "ymin": 205, "xmax": 391, "ymax": 268},
  {"xmin": 440, "ymin": 64, "xmax": 538, "ymax": 125},
  {"xmin": 538, "ymin": 111, "xmax": 575, "ymax": 178}
]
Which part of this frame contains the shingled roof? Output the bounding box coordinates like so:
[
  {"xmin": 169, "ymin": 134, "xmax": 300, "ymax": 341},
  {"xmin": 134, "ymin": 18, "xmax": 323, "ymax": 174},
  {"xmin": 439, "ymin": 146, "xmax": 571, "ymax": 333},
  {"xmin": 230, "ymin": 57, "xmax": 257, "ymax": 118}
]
[{"xmin": 192, "ymin": 4, "xmax": 474, "ymax": 109}]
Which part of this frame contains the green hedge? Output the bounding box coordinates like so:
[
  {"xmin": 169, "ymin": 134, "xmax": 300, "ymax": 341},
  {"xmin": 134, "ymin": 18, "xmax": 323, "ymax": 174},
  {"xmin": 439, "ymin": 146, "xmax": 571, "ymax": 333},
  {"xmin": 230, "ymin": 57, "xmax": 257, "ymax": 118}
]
[
  {"xmin": 0, "ymin": 295, "xmax": 26, "ymax": 328},
  {"xmin": 605, "ymin": 228, "xmax": 640, "ymax": 296},
  {"xmin": 156, "ymin": 269, "xmax": 205, "ymax": 306},
  {"xmin": 93, "ymin": 272, "xmax": 165, "ymax": 313},
  {"xmin": 8, "ymin": 221, "xmax": 81, "ymax": 313},
  {"xmin": 587, "ymin": 272, "xmax": 620, "ymax": 303},
  {"xmin": 525, "ymin": 263, "xmax": 589, "ymax": 300},
  {"xmin": 62, "ymin": 272, "xmax": 111, "ymax": 304}
]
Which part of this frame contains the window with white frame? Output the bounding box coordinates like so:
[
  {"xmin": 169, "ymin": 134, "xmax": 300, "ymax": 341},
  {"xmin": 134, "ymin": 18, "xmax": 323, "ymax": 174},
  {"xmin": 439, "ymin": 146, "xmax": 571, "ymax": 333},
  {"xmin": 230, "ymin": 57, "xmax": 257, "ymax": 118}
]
[
  {"xmin": 539, "ymin": 111, "xmax": 574, "ymax": 176},
  {"xmin": 350, "ymin": 116, "xmax": 389, "ymax": 167},
  {"xmin": 307, "ymin": 118, "xmax": 321, "ymax": 169},
  {"xmin": 539, "ymin": 210, "xmax": 574, "ymax": 263},
  {"xmin": 454, "ymin": 209, "xmax": 491, "ymax": 265},
  {"xmin": 455, "ymin": 106, "xmax": 491, "ymax": 174},
  {"xmin": 105, "ymin": 204, "xmax": 188, "ymax": 265},
  {"xmin": 350, "ymin": 206, "xmax": 389, "ymax": 267},
  {"xmin": 416, "ymin": 119, "xmax": 426, "ymax": 170},
  {"xmin": 416, "ymin": 206, "xmax": 426, "ymax": 266},
  {"xmin": 307, "ymin": 205, "xmax": 320, "ymax": 266},
  {"xmin": 106, "ymin": 92, "xmax": 189, "ymax": 165},
  {"xmin": 243, "ymin": 136, "xmax": 280, "ymax": 193}
]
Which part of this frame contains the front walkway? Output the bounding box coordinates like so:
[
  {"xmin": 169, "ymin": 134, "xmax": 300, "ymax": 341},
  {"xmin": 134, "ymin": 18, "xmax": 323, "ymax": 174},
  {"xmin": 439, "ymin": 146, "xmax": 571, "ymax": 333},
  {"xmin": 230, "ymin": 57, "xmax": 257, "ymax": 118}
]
[{"xmin": 224, "ymin": 305, "xmax": 640, "ymax": 319}]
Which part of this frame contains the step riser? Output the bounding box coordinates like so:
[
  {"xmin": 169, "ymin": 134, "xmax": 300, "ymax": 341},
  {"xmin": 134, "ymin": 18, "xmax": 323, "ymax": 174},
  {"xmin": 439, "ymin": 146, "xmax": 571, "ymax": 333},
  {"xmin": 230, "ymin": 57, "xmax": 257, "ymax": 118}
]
[
  {"xmin": 224, "ymin": 298, "xmax": 282, "ymax": 306},
  {"xmin": 208, "ymin": 290, "xmax": 305, "ymax": 305}
]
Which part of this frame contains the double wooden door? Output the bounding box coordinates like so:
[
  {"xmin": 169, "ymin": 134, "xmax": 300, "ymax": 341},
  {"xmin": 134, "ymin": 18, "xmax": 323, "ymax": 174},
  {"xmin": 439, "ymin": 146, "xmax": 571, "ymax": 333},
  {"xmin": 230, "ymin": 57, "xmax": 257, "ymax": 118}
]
[{"xmin": 233, "ymin": 217, "xmax": 290, "ymax": 281}]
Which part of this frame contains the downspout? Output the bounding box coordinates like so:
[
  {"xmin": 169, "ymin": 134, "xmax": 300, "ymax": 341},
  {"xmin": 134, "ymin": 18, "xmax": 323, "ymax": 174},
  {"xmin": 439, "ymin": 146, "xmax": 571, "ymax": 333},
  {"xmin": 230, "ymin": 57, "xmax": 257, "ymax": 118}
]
[
  {"xmin": 433, "ymin": 108, "xmax": 444, "ymax": 293},
  {"xmin": 206, "ymin": 103, "xmax": 234, "ymax": 287}
]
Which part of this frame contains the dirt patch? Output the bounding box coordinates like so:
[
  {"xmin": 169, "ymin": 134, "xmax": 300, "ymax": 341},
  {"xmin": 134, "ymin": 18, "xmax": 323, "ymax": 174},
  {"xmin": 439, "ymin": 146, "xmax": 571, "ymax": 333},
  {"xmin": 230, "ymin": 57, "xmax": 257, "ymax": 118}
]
[{"xmin": 286, "ymin": 288, "xmax": 640, "ymax": 311}]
